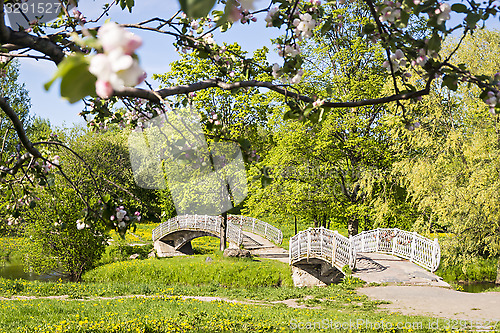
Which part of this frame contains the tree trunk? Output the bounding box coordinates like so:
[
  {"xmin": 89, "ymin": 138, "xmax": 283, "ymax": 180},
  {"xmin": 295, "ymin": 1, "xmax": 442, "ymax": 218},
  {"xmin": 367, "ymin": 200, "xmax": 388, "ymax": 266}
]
[
  {"xmin": 220, "ymin": 212, "xmax": 227, "ymax": 251},
  {"xmin": 294, "ymin": 216, "xmax": 298, "ymax": 235},
  {"xmin": 313, "ymin": 215, "xmax": 319, "ymax": 228},
  {"xmin": 496, "ymin": 257, "xmax": 500, "ymax": 285},
  {"xmin": 347, "ymin": 217, "xmax": 359, "ymax": 237}
]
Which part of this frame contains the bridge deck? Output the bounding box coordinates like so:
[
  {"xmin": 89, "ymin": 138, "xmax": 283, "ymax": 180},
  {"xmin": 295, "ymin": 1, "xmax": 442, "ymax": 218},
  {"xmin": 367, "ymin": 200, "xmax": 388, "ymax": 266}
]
[
  {"xmin": 353, "ymin": 253, "xmax": 449, "ymax": 287},
  {"xmin": 242, "ymin": 231, "xmax": 288, "ymax": 263}
]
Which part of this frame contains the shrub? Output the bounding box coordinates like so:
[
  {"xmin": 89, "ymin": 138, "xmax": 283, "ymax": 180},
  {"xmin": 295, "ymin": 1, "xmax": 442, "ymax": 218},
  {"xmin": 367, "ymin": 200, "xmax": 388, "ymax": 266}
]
[{"xmin": 21, "ymin": 188, "xmax": 106, "ymax": 282}]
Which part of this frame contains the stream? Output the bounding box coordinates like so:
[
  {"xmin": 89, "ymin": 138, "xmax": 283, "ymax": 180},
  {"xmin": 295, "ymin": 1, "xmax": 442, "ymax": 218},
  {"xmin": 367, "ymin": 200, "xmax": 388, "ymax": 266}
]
[{"xmin": 0, "ymin": 259, "xmax": 66, "ymax": 281}]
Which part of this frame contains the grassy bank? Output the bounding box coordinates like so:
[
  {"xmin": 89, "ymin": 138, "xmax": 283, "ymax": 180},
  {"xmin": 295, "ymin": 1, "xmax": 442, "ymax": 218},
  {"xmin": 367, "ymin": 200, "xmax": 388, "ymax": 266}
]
[
  {"xmin": 435, "ymin": 256, "xmax": 499, "ymax": 283},
  {"xmin": 0, "ymin": 291, "xmax": 447, "ymax": 333},
  {"xmin": 84, "ymin": 253, "xmax": 293, "ymax": 288},
  {"xmin": 0, "ymin": 277, "xmax": 466, "ymax": 333}
]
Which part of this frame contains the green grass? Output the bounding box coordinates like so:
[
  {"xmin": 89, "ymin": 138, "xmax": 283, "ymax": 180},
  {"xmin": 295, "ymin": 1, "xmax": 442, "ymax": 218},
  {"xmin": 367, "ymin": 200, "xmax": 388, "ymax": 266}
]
[
  {"xmin": 0, "ymin": 274, "xmax": 362, "ymax": 300},
  {"xmin": 0, "ymin": 291, "xmax": 456, "ymax": 333},
  {"xmin": 84, "ymin": 253, "xmax": 293, "ymax": 288},
  {"xmin": 0, "ymin": 276, "xmax": 474, "ymax": 333}
]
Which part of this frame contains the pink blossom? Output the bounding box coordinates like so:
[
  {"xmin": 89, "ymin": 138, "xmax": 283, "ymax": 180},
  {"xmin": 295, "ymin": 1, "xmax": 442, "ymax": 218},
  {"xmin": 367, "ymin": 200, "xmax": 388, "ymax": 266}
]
[
  {"xmin": 98, "ymin": 22, "xmax": 143, "ymax": 55},
  {"xmin": 229, "ymin": 6, "xmax": 243, "ymax": 22},
  {"xmin": 95, "ymin": 80, "xmax": 113, "ymax": 99}
]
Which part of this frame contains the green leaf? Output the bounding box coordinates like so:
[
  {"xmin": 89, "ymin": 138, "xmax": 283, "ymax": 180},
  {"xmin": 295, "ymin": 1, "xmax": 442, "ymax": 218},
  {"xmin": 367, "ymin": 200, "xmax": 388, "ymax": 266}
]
[
  {"xmin": 442, "ymin": 74, "xmax": 458, "ymax": 91},
  {"xmin": 428, "ymin": 33, "xmax": 441, "ymax": 52},
  {"xmin": 60, "ymin": 60, "xmax": 97, "ymax": 104},
  {"xmin": 465, "ymin": 13, "xmax": 481, "ymax": 28},
  {"xmin": 321, "ymin": 18, "xmax": 332, "ymax": 34},
  {"xmin": 44, "ymin": 55, "xmax": 87, "ymax": 91},
  {"xmin": 102, "ymin": 194, "xmax": 111, "ymax": 203},
  {"xmin": 237, "ymin": 138, "xmax": 252, "ymax": 150},
  {"xmin": 451, "ymin": 3, "xmax": 468, "ymax": 13},
  {"xmin": 261, "ymin": 175, "xmax": 273, "ymax": 187},
  {"xmin": 119, "ymin": 0, "xmax": 134, "ymax": 12},
  {"xmin": 399, "ymin": 10, "xmax": 410, "ymax": 27},
  {"xmin": 179, "ymin": 0, "xmax": 217, "ymax": 18}
]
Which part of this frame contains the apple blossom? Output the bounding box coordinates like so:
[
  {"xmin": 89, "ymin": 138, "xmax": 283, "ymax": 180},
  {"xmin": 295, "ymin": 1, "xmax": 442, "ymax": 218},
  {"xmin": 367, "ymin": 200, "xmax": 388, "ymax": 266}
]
[
  {"xmin": 76, "ymin": 220, "xmax": 86, "ymax": 230},
  {"xmin": 284, "ymin": 44, "xmax": 301, "ymax": 57},
  {"xmin": 229, "ymin": 6, "xmax": 243, "ymax": 22},
  {"xmin": 378, "ymin": 3, "xmax": 401, "ymax": 23},
  {"xmin": 293, "ymin": 13, "xmax": 316, "ymax": 39},
  {"xmin": 203, "ymin": 33, "xmax": 215, "ymax": 45},
  {"xmin": 89, "ymin": 23, "xmax": 146, "ymax": 99},
  {"xmin": 265, "ymin": 7, "xmax": 279, "ymax": 27},
  {"xmin": 272, "ymin": 63, "xmax": 280, "ymax": 79},
  {"xmin": 98, "ymin": 22, "xmax": 142, "ymax": 55},
  {"xmin": 313, "ymin": 99, "xmax": 325, "ymax": 107},
  {"xmin": 435, "ymin": 3, "xmax": 451, "ymax": 25},
  {"xmin": 291, "ymin": 69, "xmax": 304, "ymax": 84},
  {"xmin": 95, "ymin": 80, "xmax": 113, "ymax": 99},
  {"xmin": 116, "ymin": 207, "xmax": 127, "ymax": 221},
  {"xmin": 190, "ymin": 20, "xmax": 199, "ymax": 29}
]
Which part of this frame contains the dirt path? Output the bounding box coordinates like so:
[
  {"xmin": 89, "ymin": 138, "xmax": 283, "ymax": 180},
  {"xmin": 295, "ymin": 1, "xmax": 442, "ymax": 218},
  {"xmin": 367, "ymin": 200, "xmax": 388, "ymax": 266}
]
[
  {"xmin": 358, "ymin": 285, "xmax": 500, "ymax": 321},
  {"xmin": 0, "ymin": 294, "xmax": 310, "ymax": 309}
]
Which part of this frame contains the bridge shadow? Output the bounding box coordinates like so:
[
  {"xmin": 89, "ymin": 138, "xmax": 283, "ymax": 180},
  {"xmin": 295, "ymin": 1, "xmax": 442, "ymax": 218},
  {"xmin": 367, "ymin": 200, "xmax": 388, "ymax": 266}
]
[{"xmin": 354, "ymin": 254, "xmax": 388, "ymax": 274}]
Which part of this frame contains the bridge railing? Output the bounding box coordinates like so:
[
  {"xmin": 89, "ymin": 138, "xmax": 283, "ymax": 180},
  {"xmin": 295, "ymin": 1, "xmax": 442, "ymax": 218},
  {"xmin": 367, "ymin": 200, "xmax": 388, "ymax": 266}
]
[
  {"xmin": 352, "ymin": 228, "xmax": 440, "ymax": 272},
  {"xmin": 228, "ymin": 215, "xmax": 283, "ymax": 245},
  {"xmin": 152, "ymin": 215, "xmax": 223, "ymax": 242},
  {"xmin": 289, "ymin": 227, "xmax": 356, "ymax": 271},
  {"xmin": 152, "ymin": 214, "xmax": 280, "ymax": 246}
]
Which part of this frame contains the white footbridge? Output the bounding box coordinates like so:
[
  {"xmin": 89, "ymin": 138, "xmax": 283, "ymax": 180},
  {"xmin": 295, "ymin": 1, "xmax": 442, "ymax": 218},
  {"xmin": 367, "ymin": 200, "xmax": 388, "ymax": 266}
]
[
  {"xmin": 152, "ymin": 215, "xmax": 441, "ymax": 275},
  {"xmin": 289, "ymin": 227, "xmax": 440, "ymax": 273},
  {"xmin": 152, "ymin": 214, "xmax": 283, "ymax": 250}
]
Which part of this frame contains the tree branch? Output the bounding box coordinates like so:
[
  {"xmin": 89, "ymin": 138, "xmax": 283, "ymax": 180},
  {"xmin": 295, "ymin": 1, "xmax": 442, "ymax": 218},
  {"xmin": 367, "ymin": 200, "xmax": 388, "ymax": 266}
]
[
  {"xmin": 114, "ymin": 78, "xmax": 430, "ymax": 108},
  {"xmin": 0, "ymin": 96, "xmax": 41, "ymax": 158}
]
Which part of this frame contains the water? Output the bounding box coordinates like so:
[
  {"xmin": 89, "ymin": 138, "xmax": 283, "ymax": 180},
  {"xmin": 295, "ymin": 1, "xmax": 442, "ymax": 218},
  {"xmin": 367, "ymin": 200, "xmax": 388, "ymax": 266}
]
[
  {"xmin": 0, "ymin": 259, "xmax": 66, "ymax": 281},
  {"xmin": 457, "ymin": 281, "xmax": 499, "ymax": 293}
]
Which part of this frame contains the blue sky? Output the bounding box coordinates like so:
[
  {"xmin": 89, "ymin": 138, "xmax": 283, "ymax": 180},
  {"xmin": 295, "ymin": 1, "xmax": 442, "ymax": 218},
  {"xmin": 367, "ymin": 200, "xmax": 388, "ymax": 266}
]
[
  {"xmin": 15, "ymin": 0, "xmax": 280, "ymax": 127},
  {"xmin": 11, "ymin": 0, "xmax": 500, "ymax": 127}
]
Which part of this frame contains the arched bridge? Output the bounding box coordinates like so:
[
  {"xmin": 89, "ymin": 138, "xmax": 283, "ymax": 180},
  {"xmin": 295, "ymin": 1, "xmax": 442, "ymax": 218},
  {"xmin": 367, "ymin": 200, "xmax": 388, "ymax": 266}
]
[
  {"xmin": 289, "ymin": 227, "xmax": 443, "ymax": 287},
  {"xmin": 152, "ymin": 214, "xmax": 283, "ymax": 256}
]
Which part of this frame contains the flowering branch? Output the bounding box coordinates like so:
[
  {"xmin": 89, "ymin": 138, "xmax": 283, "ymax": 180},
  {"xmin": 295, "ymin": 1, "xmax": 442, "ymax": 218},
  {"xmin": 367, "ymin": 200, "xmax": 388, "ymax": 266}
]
[{"xmin": 114, "ymin": 78, "xmax": 431, "ymax": 108}]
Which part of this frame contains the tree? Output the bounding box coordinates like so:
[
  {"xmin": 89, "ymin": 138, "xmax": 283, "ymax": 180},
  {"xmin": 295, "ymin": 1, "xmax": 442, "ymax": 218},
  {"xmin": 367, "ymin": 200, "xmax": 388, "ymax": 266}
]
[
  {"xmin": 0, "ymin": 0, "xmax": 499, "ymax": 242},
  {"xmin": 21, "ymin": 186, "xmax": 106, "ymax": 282},
  {"xmin": 246, "ymin": 3, "xmax": 401, "ymax": 236},
  {"xmin": 391, "ymin": 30, "xmax": 500, "ymax": 283},
  {"xmin": 0, "ymin": 59, "xmax": 31, "ymax": 153}
]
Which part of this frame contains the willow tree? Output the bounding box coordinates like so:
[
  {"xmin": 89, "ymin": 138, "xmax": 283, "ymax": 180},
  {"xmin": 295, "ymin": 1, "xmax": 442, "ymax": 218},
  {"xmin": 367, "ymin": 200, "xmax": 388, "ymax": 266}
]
[{"xmin": 391, "ymin": 30, "xmax": 500, "ymax": 283}]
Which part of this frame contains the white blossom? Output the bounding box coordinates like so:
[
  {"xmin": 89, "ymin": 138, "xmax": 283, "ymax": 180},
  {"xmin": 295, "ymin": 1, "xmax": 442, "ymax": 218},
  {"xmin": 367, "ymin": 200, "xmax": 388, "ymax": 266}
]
[
  {"xmin": 265, "ymin": 7, "xmax": 279, "ymax": 27},
  {"xmin": 291, "ymin": 69, "xmax": 304, "ymax": 84},
  {"xmin": 435, "ymin": 3, "xmax": 451, "ymax": 25},
  {"xmin": 89, "ymin": 23, "xmax": 146, "ymax": 99}
]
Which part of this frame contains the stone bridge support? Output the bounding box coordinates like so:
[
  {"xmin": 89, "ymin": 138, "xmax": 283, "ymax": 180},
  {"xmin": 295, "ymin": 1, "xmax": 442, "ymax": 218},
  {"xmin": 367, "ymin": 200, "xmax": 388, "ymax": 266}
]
[
  {"xmin": 154, "ymin": 230, "xmax": 239, "ymax": 257},
  {"xmin": 291, "ymin": 258, "xmax": 344, "ymax": 287}
]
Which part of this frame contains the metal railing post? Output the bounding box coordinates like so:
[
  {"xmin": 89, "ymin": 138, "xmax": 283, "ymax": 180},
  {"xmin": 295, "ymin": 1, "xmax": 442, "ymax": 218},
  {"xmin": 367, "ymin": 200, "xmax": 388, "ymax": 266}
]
[
  {"xmin": 432, "ymin": 238, "xmax": 439, "ymax": 271},
  {"xmin": 307, "ymin": 230, "xmax": 311, "ymax": 262},
  {"xmin": 410, "ymin": 231, "xmax": 417, "ymax": 262},
  {"xmin": 391, "ymin": 228, "xmax": 397, "ymax": 255},
  {"xmin": 320, "ymin": 228, "xmax": 324, "ymax": 257}
]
